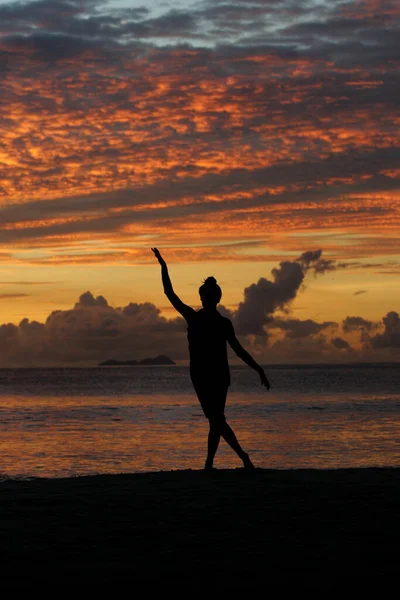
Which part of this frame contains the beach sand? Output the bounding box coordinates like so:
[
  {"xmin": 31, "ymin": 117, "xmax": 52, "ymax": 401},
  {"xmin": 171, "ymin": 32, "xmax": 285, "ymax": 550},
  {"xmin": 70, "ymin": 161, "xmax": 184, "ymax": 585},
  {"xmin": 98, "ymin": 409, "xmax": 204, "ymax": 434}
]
[{"xmin": 1, "ymin": 467, "xmax": 398, "ymax": 590}]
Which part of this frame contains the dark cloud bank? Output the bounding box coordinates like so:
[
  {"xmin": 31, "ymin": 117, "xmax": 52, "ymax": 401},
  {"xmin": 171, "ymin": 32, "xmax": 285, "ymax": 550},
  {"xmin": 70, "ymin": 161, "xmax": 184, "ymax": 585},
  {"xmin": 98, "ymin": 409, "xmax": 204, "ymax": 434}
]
[{"xmin": 0, "ymin": 250, "xmax": 398, "ymax": 366}]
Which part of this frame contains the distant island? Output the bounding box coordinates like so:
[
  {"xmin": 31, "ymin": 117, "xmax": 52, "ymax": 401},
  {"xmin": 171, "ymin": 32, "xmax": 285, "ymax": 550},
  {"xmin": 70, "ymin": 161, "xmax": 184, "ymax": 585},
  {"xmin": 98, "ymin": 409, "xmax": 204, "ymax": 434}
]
[{"xmin": 99, "ymin": 354, "xmax": 176, "ymax": 366}]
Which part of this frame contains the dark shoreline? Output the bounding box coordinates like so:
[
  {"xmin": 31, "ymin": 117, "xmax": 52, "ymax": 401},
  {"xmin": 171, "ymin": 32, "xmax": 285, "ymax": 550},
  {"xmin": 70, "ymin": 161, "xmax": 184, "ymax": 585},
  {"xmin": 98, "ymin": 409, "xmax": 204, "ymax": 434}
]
[
  {"xmin": 0, "ymin": 361, "xmax": 399, "ymax": 370},
  {"xmin": 1, "ymin": 467, "xmax": 398, "ymax": 589}
]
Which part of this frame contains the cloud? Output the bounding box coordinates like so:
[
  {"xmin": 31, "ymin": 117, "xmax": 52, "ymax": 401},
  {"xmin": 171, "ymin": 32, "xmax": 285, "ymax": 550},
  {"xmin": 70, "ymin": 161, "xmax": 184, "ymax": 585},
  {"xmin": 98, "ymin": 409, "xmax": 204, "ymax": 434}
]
[
  {"xmin": 270, "ymin": 318, "xmax": 336, "ymax": 339},
  {"xmin": 0, "ymin": 293, "xmax": 29, "ymax": 299},
  {"xmin": 77, "ymin": 290, "xmax": 108, "ymax": 308},
  {"xmin": 342, "ymin": 316, "xmax": 377, "ymax": 332},
  {"xmin": 0, "ymin": 0, "xmax": 399, "ymax": 264},
  {"xmin": 332, "ymin": 337, "xmax": 351, "ymax": 350},
  {"xmin": 296, "ymin": 249, "xmax": 337, "ymax": 274},
  {"xmin": 0, "ymin": 0, "xmax": 398, "ymax": 278},
  {"xmin": 0, "ymin": 281, "xmax": 397, "ymax": 366},
  {"xmin": 370, "ymin": 311, "xmax": 400, "ymax": 348},
  {"xmin": 0, "ymin": 290, "xmax": 189, "ymax": 366},
  {"xmin": 0, "ymin": 281, "xmax": 59, "ymax": 284},
  {"xmin": 233, "ymin": 249, "xmax": 338, "ymax": 337}
]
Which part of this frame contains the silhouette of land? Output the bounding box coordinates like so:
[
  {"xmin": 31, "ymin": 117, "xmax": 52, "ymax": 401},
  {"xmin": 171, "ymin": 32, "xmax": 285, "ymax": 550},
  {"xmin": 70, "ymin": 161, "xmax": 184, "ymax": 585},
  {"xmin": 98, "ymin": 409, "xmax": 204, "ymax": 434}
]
[
  {"xmin": 99, "ymin": 354, "xmax": 176, "ymax": 366},
  {"xmin": 1, "ymin": 468, "xmax": 398, "ymax": 590}
]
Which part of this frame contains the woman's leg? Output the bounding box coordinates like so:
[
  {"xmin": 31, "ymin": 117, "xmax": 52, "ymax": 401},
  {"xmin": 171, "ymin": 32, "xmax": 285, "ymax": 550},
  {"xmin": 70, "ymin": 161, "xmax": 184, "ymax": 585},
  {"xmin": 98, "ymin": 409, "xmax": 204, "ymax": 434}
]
[
  {"xmin": 194, "ymin": 382, "xmax": 224, "ymax": 468},
  {"xmin": 209, "ymin": 388, "xmax": 255, "ymax": 468},
  {"xmin": 216, "ymin": 419, "xmax": 254, "ymax": 468},
  {"xmin": 196, "ymin": 383, "xmax": 255, "ymax": 469},
  {"xmin": 205, "ymin": 422, "xmax": 221, "ymax": 469}
]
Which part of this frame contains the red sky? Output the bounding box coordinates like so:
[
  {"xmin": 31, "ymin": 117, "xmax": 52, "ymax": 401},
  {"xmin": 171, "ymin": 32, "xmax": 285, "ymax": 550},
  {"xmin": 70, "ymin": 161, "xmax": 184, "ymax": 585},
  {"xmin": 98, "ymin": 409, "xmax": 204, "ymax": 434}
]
[{"xmin": 0, "ymin": 0, "xmax": 399, "ymax": 365}]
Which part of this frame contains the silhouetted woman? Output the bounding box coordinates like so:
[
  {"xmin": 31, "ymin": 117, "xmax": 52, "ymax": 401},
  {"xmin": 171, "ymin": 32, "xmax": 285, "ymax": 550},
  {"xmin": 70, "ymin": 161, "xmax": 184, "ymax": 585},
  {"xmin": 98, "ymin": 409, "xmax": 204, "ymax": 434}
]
[{"xmin": 151, "ymin": 247, "xmax": 270, "ymax": 470}]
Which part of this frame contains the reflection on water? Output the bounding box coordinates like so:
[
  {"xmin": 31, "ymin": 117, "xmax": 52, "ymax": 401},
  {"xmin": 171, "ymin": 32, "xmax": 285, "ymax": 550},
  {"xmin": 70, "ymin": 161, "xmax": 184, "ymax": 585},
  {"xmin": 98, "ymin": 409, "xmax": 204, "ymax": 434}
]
[{"xmin": 1, "ymin": 388, "xmax": 399, "ymax": 479}]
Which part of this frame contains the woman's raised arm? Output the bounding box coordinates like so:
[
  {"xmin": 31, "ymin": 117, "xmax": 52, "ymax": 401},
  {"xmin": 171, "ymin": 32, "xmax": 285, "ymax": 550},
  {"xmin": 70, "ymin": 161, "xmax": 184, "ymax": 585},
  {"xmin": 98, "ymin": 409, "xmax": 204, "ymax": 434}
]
[{"xmin": 151, "ymin": 248, "xmax": 195, "ymax": 320}]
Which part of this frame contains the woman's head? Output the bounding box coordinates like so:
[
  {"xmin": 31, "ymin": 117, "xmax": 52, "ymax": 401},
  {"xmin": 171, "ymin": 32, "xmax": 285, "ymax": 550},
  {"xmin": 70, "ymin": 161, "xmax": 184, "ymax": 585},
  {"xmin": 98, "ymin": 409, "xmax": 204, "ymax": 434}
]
[{"xmin": 199, "ymin": 276, "xmax": 222, "ymax": 308}]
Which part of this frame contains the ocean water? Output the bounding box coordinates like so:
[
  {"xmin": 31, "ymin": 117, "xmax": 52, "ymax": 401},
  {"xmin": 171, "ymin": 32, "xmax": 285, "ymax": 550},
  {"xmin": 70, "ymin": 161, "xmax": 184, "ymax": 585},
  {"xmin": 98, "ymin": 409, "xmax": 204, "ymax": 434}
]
[{"xmin": 0, "ymin": 364, "xmax": 399, "ymax": 479}]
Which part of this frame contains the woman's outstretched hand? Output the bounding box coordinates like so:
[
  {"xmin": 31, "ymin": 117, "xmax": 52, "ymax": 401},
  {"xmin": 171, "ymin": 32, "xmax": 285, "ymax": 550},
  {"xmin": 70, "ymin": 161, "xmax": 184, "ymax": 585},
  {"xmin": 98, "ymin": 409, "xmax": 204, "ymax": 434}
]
[
  {"xmin": 151, "ymin": 247, "xmax": 166, "ymax": 266},
  {"xmin": 259, "ymin": 369, "xmax": 270, "ymax": 390}
]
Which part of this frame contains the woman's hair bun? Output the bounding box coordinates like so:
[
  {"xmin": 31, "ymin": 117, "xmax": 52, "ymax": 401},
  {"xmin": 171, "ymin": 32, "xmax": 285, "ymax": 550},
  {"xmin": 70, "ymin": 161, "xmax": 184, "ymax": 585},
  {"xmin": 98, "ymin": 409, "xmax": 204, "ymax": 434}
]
[
  {"xmin": 203, "ymin": 276, "xmax": 217, "ymax": 286},
  {"xmin": 199, "ymin": 276, "xmax": 222, "ymax": 302}
]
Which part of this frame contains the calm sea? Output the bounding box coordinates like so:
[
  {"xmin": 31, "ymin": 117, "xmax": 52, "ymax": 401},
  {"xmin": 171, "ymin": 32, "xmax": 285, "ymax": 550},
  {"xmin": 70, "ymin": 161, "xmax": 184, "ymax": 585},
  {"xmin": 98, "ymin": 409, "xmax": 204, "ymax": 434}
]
[{"xmin": 0, "ymin": 364, "xmax": 399, "ymax": 479}]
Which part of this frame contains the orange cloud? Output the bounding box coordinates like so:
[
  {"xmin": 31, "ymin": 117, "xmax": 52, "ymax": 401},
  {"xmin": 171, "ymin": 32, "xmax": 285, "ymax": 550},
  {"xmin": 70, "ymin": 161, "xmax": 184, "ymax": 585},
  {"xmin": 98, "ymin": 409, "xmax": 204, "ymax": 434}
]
[{"xmin": 0, "ymin": 0, "xmax": 398, "ymax": 273}]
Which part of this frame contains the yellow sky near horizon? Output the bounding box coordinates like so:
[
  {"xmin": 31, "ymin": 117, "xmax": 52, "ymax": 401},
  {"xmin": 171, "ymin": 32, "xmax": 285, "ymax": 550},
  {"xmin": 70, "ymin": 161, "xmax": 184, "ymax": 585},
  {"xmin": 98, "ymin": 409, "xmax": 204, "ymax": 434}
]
[{"xmin": 0, "ymin": 251, "xmax": 398, "ymax": 326}]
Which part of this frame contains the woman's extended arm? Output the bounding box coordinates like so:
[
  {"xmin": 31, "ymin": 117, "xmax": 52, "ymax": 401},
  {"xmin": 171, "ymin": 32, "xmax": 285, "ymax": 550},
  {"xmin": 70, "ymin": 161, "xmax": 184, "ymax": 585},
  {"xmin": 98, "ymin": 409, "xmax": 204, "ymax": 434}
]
[
  {"xmin": 151, "ymin": 247, "xmax": 173, "ymax": 296},
  {"xmin": 227, "ymin": 324, "xmax": 270, "ymax": 389},
  {"xmin": 151, "ymin": 248, "xmax": 194, "ymax": 320}
]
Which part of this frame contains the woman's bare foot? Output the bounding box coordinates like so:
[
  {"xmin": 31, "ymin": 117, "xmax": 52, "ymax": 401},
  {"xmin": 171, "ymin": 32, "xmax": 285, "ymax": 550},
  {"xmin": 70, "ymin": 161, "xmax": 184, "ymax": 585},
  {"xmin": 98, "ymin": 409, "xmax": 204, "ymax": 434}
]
[
  {"xmin": 242, "ymin": 453, "xmax": 255, "ymax": 469},
  {"xmin": 205, "ymin": 458, "xmax": 215, "ymax": 470}
]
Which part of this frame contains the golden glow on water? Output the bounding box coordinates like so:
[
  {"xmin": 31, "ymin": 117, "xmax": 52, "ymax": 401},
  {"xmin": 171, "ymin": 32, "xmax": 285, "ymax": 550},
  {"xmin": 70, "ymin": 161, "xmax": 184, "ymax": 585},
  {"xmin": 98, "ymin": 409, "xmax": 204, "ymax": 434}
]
[{"xmin": 1, "ymin": 390, "xmax": 399, "ymax": 479}]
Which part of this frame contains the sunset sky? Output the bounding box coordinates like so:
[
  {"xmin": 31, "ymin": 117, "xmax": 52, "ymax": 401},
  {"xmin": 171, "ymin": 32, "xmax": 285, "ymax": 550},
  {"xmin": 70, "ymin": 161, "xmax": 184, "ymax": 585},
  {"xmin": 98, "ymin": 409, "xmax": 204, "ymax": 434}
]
[{"xmin": 0, "ymin": 0, "xmax": 399, "ymax": 365}]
